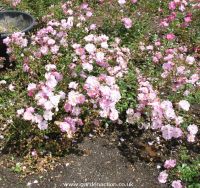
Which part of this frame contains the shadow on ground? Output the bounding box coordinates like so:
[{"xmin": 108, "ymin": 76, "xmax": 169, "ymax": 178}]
[{"xmin": 0, "ymin": 135, "xmax": 167, "ymax": 188}]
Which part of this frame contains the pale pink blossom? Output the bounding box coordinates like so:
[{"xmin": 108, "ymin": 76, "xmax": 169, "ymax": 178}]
[
  {"xmin": 166, "ymin": 33, "xmax": 175, "ymax": 41},
  {"xmin": 169, "ymin": 1, "xmax": 176, "ymax": 10},
  {"xmin": 187, "ymin": 133, "xmax": 195, "ymax": 142},
  {"xmin": 186, "ymin": 56, "xmax": 195, "ymax": 65},
  {"xmin": 40, "ymin": 46, "xmax": 49, "ymax": 55},
  {"xmin": 43, "ymin": 110, "xmax": 54, "ymax": 121},
  {"xmin": 12, "ymin": 0, "xmax": 21, "ymax": 7},
  {"xmin": 69, "ymin": 82, "xmax": 78, "ymax": 89},
  {"xmin": 118, "ymin": 0, "xmax": 126, "ymax": 5},
  {"xmin": 85, "ymin": 43, "xmax": 96, "ymax": 54},
  {"xmin": 122, "ymin": 18, "xmax": 133, "ymax": 29},
  {"xmin": 131, "ymin": 0, "xmax": 137, "ymax": 3},
  {"xmin": 96, "ymin": 52, "xmax": 105, "ymax": 62},
  {"xmin": 161, "ymin": 124, "xmax": 174, "ymax": 140},
  {"xmin": 178, "ymin": 100, "xmax": 190, "ymax": 111},
  {"xmin": 68, "ymin": 91, "xmax": 85, "ymax": 106},
  {"xmin": 38, "ymin": 120, "xmax": 48, "ymax": 130},
  {"xmin": 17, "ymin": 109, "xmax": 25, "ymax": 116},
  {"xmin": 164, "ymin": 159, "xmax": 176, "ymax": 169},
  {"xmin": 158, "ymin": 171, "xmax": 168, "ymax": 184},
  {"xmin": 109, "ymin": 109, "xmax": 119, "ymax": 121},
  {"xmin": 45, "ymin": 64, "xmax": 56, "ymax": 71},
  {"xmin": 172, "ymin": 180, "xmax": 183, "ymax": 188},
  {"xmin": 8, "ymin": 84, "xmax": 15, "ymax": 91},
  {"xmin": 173, "ymin": 127, "xmax": 183, "ymax": 138},
  {"xmin": 50, "ymin": 45, "xmax": 59, "ymax": 54},
  {"xmin": 187, "ymin": 124, "xmax": 198, "ymax": 135}
]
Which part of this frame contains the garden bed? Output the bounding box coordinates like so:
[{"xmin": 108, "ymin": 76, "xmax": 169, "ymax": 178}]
[{"xmin": 0, "ymin": 0, "xmax": 199, "ymax": 188}]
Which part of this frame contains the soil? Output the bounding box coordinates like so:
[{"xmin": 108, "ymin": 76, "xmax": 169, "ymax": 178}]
[
  {"xmin": 0, "ymin": 136, "xmax": 166, "ymax": 188},
  {"xmin": 0, "ymin": 15, "xmax": 25, "ymax": 33}
]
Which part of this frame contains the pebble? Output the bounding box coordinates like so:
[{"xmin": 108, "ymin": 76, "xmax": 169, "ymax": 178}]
[
  {"xmin": 27, "ymin": 182, "xmax": 32, "ymax": 186},
  {"xmin": 0, "ymin": 135, "xmax": 4, "ymax": 139},
  {"xmin": 65, "ymin": 163, "xmax": 70, "ymax": 167},
  {"xmin": 33, "ymin": 180, "xmax": 38, "ymax": 184},
  {"xmin": 120, "ymin": 137, "xmax": 125, "ymax": 142},
  {"xmin": 0, "ymin": 80, "xmax": 6, "ymax": 85}
]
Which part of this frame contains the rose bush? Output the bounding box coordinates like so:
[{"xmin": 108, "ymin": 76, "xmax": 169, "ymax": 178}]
[{"xmin": 0, "ymin": 0, "xmax": 199, "ymax": 186}]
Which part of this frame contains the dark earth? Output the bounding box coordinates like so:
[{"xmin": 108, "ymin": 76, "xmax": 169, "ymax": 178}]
[{"xmin": 0, "ymin": 135, "xmax": 167, "ymax": 188}]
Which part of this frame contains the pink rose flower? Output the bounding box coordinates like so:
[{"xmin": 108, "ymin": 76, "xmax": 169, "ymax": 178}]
[
  {"xmin": 187, "ymin": 134, "xmax": 195, "ymax": 142},
  {"xmin": 178, "ymin": 100, "xmax": 190, "ymax": 111},
  {"xmin": 164, "ymin": 159, "xmax": 176, "ymax": 169},
  {"xmin": 186, "ymin": 56, "xmax": 195, "ymax": 65},
  {"xmin": 122, "ymin": 18, "xmax": 133, "ymax": 29},
  {"xmin": 158, "ymin": 171, "xmax": 168, "ymax": 183},
  {"xmin": 169, "ymin": 1, "xmax": 176, "ymax": 10},
  {"xmin": 131, "ymin": 0, "xmax": 137, "ymax": 3},
  {"xmin": 166, "ymin": 33, "xmax": 176, "ymax": 41},
  {"xmin": 172, "ymin": 180, "xmax": 183, "ymax": 188},
  {"xmin": 161, "ymin": 124, "xmax": 174, "ymax": 140},
  {"xmin": 118, "ymin": 0, "xmax": 126, "ymax": 5},
  {"xmin": 173, "ymin": 127, "xmax": 183, "ymax": 138},
  {"xmin": 85, "ymin": 43, "xmax": 96, "ymax": 54},
  {"xmin": 187, "ymin": 124, "xmax": 198, "ymax": 135}
]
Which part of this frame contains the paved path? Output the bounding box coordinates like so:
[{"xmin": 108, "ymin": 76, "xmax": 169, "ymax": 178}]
[{"xmin": 0, "ymin": 137, "xmax": 164, "ymax": 188}]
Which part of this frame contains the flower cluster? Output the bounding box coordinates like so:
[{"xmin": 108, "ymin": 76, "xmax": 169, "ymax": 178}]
[
  {"xmin": 17, "ymin": 64, "xmax": 65, "ymax": 130},
  {"xmin": 122, "ymin": 17, "xmax": 133, "ymax": 29},
  {"xmin": 2, "ymin": 1, "xmax": 199, "ymax": 186},
  {"xmin": 139, "ymin": 42, "xmax": 200, "ymax": 92},
  {"xmin": 84, "ymin": 75, "xmax": 121, "ymax": 121},
  {"xmin": 187, "ymin": 124, "xmax": 198, "ymax": 142},
  {"xmin": 54, "ymin": 35, "xmax": 130, "ymax": 137},
  {"xmin": 118, "ymin": 0, "xmax": 137, "ymax": 5},
  {"xmin": 126, "ymin": 69, "xmax": 183, "ymax": 140},
  {"xmin": 3, "ymin": 32, "xmax": 28, "ymax": 52},
  {"xmin": 72, "ymin": 35, "xmax": 130, "ymax": 78},
  {"xmin": 6, "ymin": 0, "xmax": 21, "ymax": 7},
  {"xmin": 12, "ymin": 0, "xmax": 21, "ymax": 6},
  {"xmin": 160, "ymin": 0, "xmax": 196, "ymax": 28},
  {"xmin": 158, "ymin": 159, "xmax": 183, "ymax": 188},
  {"xmin": 61, "ymin": 1, "xmax": 93, "ymax": 29}
]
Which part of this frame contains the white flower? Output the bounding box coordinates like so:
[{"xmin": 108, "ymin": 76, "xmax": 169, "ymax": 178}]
[
  {"xmin": 69, "ymin": 82, "xmax": 78, "ymax": 89},
  {"xmin": 187, "ymin": 124, "xmax": 198, "ymax": 135},
  {"xmin": 186, "ymin": 56, "xmax": 195, "ymax": 65},
  {"xmin": 58, "ymin": 91, "xmax": 66, "ymax": 99},
  {"xmin": 126, "ymin": 108, "xmax": 134, "ymax": 115},
  {"xmin": 101, "ymin": 42, "xmax": 108, "ymax": 49},
  {"xmin": 178, "ymin": 100, "xmax": 190, "ymax": 111},
  {"xmin": 118, "ymin": 0, "xmax": 126, "ymax": 5},
  {"xmin": 45, "ymin": 75, "xmax": 58, "ymax": 88},
  {"xmin": 47, "ymin": 39, "xmax": 55, "ymax": 46},
  {"xmin": 17, "ymin": 109, "xmax": 24, "ymax": 116},
  {"xmin": 99, "ymin": 110, "xmax": 109, "ymax": 118},
  {"xmin": 85, "ymin": 43, "xmax": 96, "ymax": 54},
  {"xmin": 84, "ymin": 34, "xmax": 94, "ymax": 42},
  {"xmin": 109, "ymin": 109, "xmax": 119, "ymax": 121},
  {"xmin": 27, "ymin": 83, "xmax": 37, "ymax": 91},
  {"xmin": 82, "ymin": 63, "xmax": 93, "ymax": 72},
  {"xmin": 44, "ymin": 101, "xmax": 54, "ymax": 111},
  {"xmin": 43, "ymin": 110, "xmax": 54, "ymax": 121},
  {"xmin": 38, "ymin": 120, "xmax": 48, "ymax": 130},
  {"xmin": 187, "ymin": 133, "xmax": 195, "ymax": 142},
  {"xmin": 8, "ymin": 84, "xmax": 15, "ymax": 91},
  {"xmin": 45, "ymin": 64, "xmax": 56, "ymax": 71},
  {"xmin": 49, "ymin": 95, "xmax": 61, "ymax": 107},
  {"xmin": 0, "ymin": 80, "xmax": 7, "ymax": 85},
  {"xmin": 158, "ymin": 171, "xmax": 168, "ymax": 184},
  {"xmin": 96, "ymin": 52, "xmax": 105, "ymax": 62}
]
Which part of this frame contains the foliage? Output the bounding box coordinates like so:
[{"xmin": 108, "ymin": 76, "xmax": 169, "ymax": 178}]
[{"xmin": 0, "ymin": 0, "xmax": 199, "ymax": 186}]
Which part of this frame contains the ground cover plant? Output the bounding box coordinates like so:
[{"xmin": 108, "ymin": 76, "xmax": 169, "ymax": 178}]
[{"xmin": 0, "ymin": 0, "xmax": 199, "ymax": 187}]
